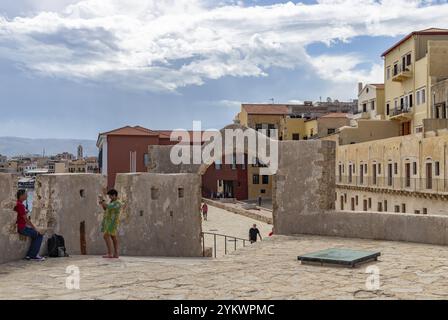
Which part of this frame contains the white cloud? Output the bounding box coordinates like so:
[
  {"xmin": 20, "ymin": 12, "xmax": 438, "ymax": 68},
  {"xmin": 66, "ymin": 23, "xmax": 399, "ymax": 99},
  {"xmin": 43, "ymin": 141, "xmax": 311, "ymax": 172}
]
[{"xmin": 0, "ymin": 0, "xmax": 447, "ymax": 92}]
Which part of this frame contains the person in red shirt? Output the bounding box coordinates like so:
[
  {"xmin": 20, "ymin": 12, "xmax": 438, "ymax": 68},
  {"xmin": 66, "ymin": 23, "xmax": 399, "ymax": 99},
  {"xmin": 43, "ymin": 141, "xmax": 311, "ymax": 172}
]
[
  {"xmin": 201, "ymin": 203, "xmax": 208, "ymax": 221},
  {"xmin": 14, "ymin": 190, "xmax": 45, "ymax": 261}
]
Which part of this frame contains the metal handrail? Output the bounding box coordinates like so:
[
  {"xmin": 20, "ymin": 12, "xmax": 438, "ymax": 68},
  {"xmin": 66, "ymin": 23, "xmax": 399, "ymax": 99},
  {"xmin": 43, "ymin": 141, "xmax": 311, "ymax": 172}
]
[
  {"xmin": 392, "ymin": 106, "xmax": 411, "ymax": 116},
  {"xmin": 201, "ymin": 232, "xmax": 249, "ymax": 258}
]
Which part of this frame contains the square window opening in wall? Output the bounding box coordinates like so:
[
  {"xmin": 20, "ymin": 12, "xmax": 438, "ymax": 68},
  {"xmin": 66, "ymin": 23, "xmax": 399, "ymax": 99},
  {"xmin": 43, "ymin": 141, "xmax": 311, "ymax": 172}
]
[
  {"xmin": 394, "ymin": 205, "xmax": 400, "ymax": 213},
  {"xmin": 423, "ymin": 208, "xmax": 428, "ymax": 215},
  {"xmin": 80, "ymin": 189, "xmax": 85, "ymax": 198},
  {"xmin": 151, "ymin": 187, "xmax": 159, "ymax": 200},
  {"xmin": 178, "ymin": 188, "xmax": 184, "ymax": 198}
]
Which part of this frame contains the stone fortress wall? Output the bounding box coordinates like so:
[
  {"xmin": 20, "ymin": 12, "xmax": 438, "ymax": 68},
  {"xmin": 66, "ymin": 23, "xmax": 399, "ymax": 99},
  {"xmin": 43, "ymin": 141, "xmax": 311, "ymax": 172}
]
[
  {"xmin": 1, "ymin": 173, "xmax": 202, "ymax": 264},
  {"xmin": 3, "ymin": 128, "xmax": 448, "ymax": 264},
  {"xmin": 148, "ymin": 127, "xmax": 448, "ymax": 247}
]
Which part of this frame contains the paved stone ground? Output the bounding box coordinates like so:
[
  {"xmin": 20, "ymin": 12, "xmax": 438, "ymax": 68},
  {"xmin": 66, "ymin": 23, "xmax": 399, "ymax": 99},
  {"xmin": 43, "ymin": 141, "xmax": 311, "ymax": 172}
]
[
  {"xmin": 202, "ymin": 205, "xmax": 272, "ymax": 257},
  {"xmin": 2, "ymin": 206, "xmax": 448, "ymax": 300},
  {"xmin": 205, "ymin": 199, "xmax": 273, "ymax": 224},
  {"xmin": 2, "ymin": 233, "xmax": 448, "ymax": 299}
]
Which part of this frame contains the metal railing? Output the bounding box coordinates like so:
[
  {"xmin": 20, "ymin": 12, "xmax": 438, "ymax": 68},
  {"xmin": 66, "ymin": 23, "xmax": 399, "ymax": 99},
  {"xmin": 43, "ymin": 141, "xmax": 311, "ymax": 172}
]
[
  {"xmin": 392, "ymin": 106, "xmax": 412, "ymax": 116},
  {"xmin": 201, "ymin": 232, "xmax": 249, "ymax": 258},
  {"xmin": 393, "ymin": 64, "xmax": 411, "ymax": 77},
  {"xmin": 337, "ymin": 175, "xmax": 448, "ymax": 193}
]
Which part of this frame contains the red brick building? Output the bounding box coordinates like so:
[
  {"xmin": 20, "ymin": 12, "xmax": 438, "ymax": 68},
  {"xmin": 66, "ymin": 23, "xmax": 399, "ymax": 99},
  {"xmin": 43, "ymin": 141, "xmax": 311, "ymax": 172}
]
[
  {"xmin": 97, "ymin": 126, "xmax": 174, "ymax": 189},
  {"xmin": 201, "ymin": 155, "xmax": 248, "ymax": 200},
  {"xmin": 97, "ymin": 126, "xmax": 248, "ymax": 200}
]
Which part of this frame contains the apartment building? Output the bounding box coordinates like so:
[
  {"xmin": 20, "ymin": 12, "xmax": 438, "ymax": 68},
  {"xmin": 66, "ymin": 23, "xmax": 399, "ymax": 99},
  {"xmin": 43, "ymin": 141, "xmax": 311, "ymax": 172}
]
[
  {"xmin": 237, "ymin": 104, "xmax": 290, "ymax": 139},
  {"xmin": 429, "ymin": 76, "xmax": 448, "ymax": 130},
  {"xmin": 383, "ymin": 28, "xmax": 448, "ymax": 134},
  {"xmin": 97, "ymin": 126, "xmax": 175, "ymax": 189},
  {"xmin": 237, "ymin": 103, "xmax": 349, "ymax": 199},
  {"xmin": 336, "ymin": 132, "xmax": 448, "ymax": 215},
  {"xmin": 48, "ymin": 161, "xmax": 67, "ymax": 174},
  {"xmin": 281, "ymin": 117, "xmax": 318, "ymax": 141},
  {"xmin": 357, "ymin": 83, "xmax": 385, "ymax": 120},
  {"xmin": 67, "ymin": 158, "xmax": 99, "ymax": 174},
  {"xmin": 202, "ymin": 153, "xmax": 248, "ymax": 200},
  {"xmin": 236, "ymin": 104, "xmax": 289, "ymax": 199},
  {"xmin": 317, "ymin": 113, "xmax": 352, "ymax": 138}
]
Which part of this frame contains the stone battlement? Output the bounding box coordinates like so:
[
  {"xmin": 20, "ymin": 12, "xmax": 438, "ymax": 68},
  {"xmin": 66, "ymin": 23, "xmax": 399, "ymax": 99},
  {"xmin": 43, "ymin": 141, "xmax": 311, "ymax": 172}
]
[{"xmin": 0, "ymin": 173, "xmax": 202, "ymax": 264}]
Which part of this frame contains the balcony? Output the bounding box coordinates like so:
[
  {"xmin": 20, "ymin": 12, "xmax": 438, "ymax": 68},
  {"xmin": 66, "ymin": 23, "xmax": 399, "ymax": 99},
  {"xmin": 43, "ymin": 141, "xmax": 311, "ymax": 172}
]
[
  {"xmin": 390, "ymin": 106, "xmax": 412, "ymax": 121},
  {"xmin": 392, "ymin": 64, "xmax": 412, "ymax": 82},
  {"xmin": 337, "ymin": 175, "xmax": 448, "ymax": 195}
]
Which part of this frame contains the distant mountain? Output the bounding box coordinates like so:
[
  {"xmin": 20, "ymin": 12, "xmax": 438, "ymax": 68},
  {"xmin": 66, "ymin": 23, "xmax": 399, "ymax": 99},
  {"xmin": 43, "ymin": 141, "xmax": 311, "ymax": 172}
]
[{"xmin": 0, "ymin": 137, "xmax": 97, "ymax": 158}]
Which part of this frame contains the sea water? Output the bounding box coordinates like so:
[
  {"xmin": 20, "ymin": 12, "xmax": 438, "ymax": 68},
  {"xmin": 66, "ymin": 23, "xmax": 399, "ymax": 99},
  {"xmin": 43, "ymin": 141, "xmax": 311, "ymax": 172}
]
[{"xmin": 25, "ymin": 189, "xmax": 34, "ymax": 213}]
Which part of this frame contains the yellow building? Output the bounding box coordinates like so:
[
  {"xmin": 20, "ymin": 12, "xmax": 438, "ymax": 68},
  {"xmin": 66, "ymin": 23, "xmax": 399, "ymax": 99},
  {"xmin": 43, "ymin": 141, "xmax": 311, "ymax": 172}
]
[
  {"xmin": 357, "ymin": 83, "xmax": 385, "ymax": 120},
  {"xmin": 48, "ymin": 161, "xmax": 67, "ymax": 174},
  {"xmin": 281, "ymin": 117, "xmax": 318, "ymax": 140},
  {"xmin": 336, "ymin": 131, "xmax": 448, "ymax": 215},
  {"xmin": 317, "ymin": 113, "xmax": 352, "ymax": 138},
  {"xmin": 237, "ymin": 104, "xmax": 290, "ymax": 200},
  {"xmin": 382, "ymin": 28, "xmax": 448, "ymax": 134},
  {"xmin": 237, "ymin": 104, "xmax": 319, "ymax": 200},
  {"xmin": 237, "ymin": 104, "xmax": 289, "ymax": 139}
]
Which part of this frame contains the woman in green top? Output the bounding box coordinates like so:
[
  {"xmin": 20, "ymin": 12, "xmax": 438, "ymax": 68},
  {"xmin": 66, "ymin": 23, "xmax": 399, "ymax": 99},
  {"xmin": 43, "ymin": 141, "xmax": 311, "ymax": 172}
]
[{"xmin": 99, "ymin": 189, "xmax": 122, "ymax": 259}]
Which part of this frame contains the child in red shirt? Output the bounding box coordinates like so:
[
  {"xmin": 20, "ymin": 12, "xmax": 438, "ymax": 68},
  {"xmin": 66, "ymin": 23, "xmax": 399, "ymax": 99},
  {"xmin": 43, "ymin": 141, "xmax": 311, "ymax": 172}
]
[{"xmin": 14, "ymin": 190, "xmax": 45, "ymax": 261}]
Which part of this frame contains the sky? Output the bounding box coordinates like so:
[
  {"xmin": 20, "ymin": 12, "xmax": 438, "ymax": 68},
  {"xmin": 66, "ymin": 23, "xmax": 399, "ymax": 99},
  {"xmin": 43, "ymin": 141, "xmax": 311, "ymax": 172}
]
[{"xmin": 1, "ymin": 0, "xmax": 448, "ymax": 140}]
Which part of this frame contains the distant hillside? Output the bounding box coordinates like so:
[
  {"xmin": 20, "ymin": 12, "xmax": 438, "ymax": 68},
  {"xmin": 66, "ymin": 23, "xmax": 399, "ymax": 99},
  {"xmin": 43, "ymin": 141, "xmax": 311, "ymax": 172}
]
[{"xmin": 0, "ymin": 137, "xmax": 97, "ymax": 158}]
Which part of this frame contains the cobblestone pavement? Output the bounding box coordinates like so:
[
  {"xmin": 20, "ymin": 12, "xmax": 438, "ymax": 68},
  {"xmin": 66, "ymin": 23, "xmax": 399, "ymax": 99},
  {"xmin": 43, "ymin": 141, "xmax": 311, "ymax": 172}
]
[{"xmin": 2, "ymin": 207, "xmax": 448, "ymax": 300}]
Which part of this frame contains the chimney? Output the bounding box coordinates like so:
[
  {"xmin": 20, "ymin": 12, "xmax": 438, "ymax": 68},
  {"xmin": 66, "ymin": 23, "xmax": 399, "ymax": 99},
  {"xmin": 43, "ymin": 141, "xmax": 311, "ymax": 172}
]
[{"xmin": 358, "ymin": 82, "xmax": 363, "ymax": 95}]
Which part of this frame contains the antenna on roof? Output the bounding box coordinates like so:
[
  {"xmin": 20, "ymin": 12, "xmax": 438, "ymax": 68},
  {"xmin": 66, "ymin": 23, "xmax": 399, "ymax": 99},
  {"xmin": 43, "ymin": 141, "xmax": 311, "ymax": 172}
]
[{"xmin": 270, "ymin": 98, "xmax": 275, "ymax": 104}]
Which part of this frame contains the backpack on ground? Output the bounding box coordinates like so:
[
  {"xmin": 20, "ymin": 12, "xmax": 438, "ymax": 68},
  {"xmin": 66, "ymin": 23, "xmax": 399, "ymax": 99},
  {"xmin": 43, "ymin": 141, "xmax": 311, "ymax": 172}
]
[{"xmin": 47, "ymin": 234, "xmax": 69, "ymax": 258}]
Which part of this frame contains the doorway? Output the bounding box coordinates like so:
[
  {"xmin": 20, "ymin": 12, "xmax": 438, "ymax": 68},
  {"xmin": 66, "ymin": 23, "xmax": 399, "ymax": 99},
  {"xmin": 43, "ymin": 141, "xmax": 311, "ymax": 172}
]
[
  {"xmin": 401, "ymin": 122, "xmax": 411, "ymax": 136},
  {"xmin": 405, "ymin": 163, "xmax": 411, "ymax": 188},
  {"xmin": 426, "ymin": 163, "xmax": 433, "ymax": 190},
  {"xmin": 223, "ymin": 180, "xmax": 235, "ymax": 198}
]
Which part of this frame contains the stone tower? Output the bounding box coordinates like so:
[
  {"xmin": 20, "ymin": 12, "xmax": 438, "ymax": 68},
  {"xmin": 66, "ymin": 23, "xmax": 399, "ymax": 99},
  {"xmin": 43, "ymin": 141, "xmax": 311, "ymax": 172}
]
[{"xmin": 77, "ymin": 145, "xmax": 83, "ymax": 160}]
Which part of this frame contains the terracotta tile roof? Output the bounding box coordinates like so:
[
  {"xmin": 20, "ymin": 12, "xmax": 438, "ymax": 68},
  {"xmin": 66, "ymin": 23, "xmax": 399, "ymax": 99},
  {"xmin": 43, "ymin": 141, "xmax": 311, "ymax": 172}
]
[
  {"xmin": 99, "ymin": 126, "xmax": 159, "ymax": 136},
  {"xmin": 98, "ymin": 126, "xmax": 207, "ymax": 145},
  {"xmin": 242, "ymin": 104, "xmax": 289, "ymax": 115},
  {"xmin": 156, "ymin": 130, "xmax": 206, "ymax": 142},
  {"xmin": 382, "ymin": 28, "xmax": 448, "ymax": 57},
  {"xmin": 320, "ymin": 113, "xmax": 351, "ymax": 119},
  {"xmin": 155, "ymin": 130, "xmax": 174, "ymax": 139}
]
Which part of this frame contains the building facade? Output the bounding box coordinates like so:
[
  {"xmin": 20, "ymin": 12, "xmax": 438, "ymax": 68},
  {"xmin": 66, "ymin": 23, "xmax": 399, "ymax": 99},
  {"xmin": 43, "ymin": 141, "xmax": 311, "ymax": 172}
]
[
  {"xmin": 317, "ymin": 113, "xmax": 352, "ymax": 138},
  {"xmin": 336, "ymin": 132, "xmax": 448, "ymax": 215},
  {"xmin": 201, "ymin": 154, "xmax": 248, "ymax": 200},
  {"xmin": 97, "ymin": 126, "xmax": 174, "ymax": 189},
  {"xmin": 77, "ymin": 145, "xmax": 83, "ymax": 160},
  {"xmin": 357, "ymin": 83, "xmax": 385, "ymax": 120},
  {"xmin": 382, "ymin": 28, "xmax": 448, "ymax": 135}
]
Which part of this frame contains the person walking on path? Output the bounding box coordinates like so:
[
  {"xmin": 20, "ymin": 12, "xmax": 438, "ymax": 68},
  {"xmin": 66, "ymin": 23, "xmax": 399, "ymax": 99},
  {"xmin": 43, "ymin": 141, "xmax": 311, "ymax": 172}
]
[
  {"xmin": 249, "ymin": 224, "xmax": 262, "ymax": 244},
  {"xmin": 201, "ymin": 203, "xmax": 208, "ymax": 221}
]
